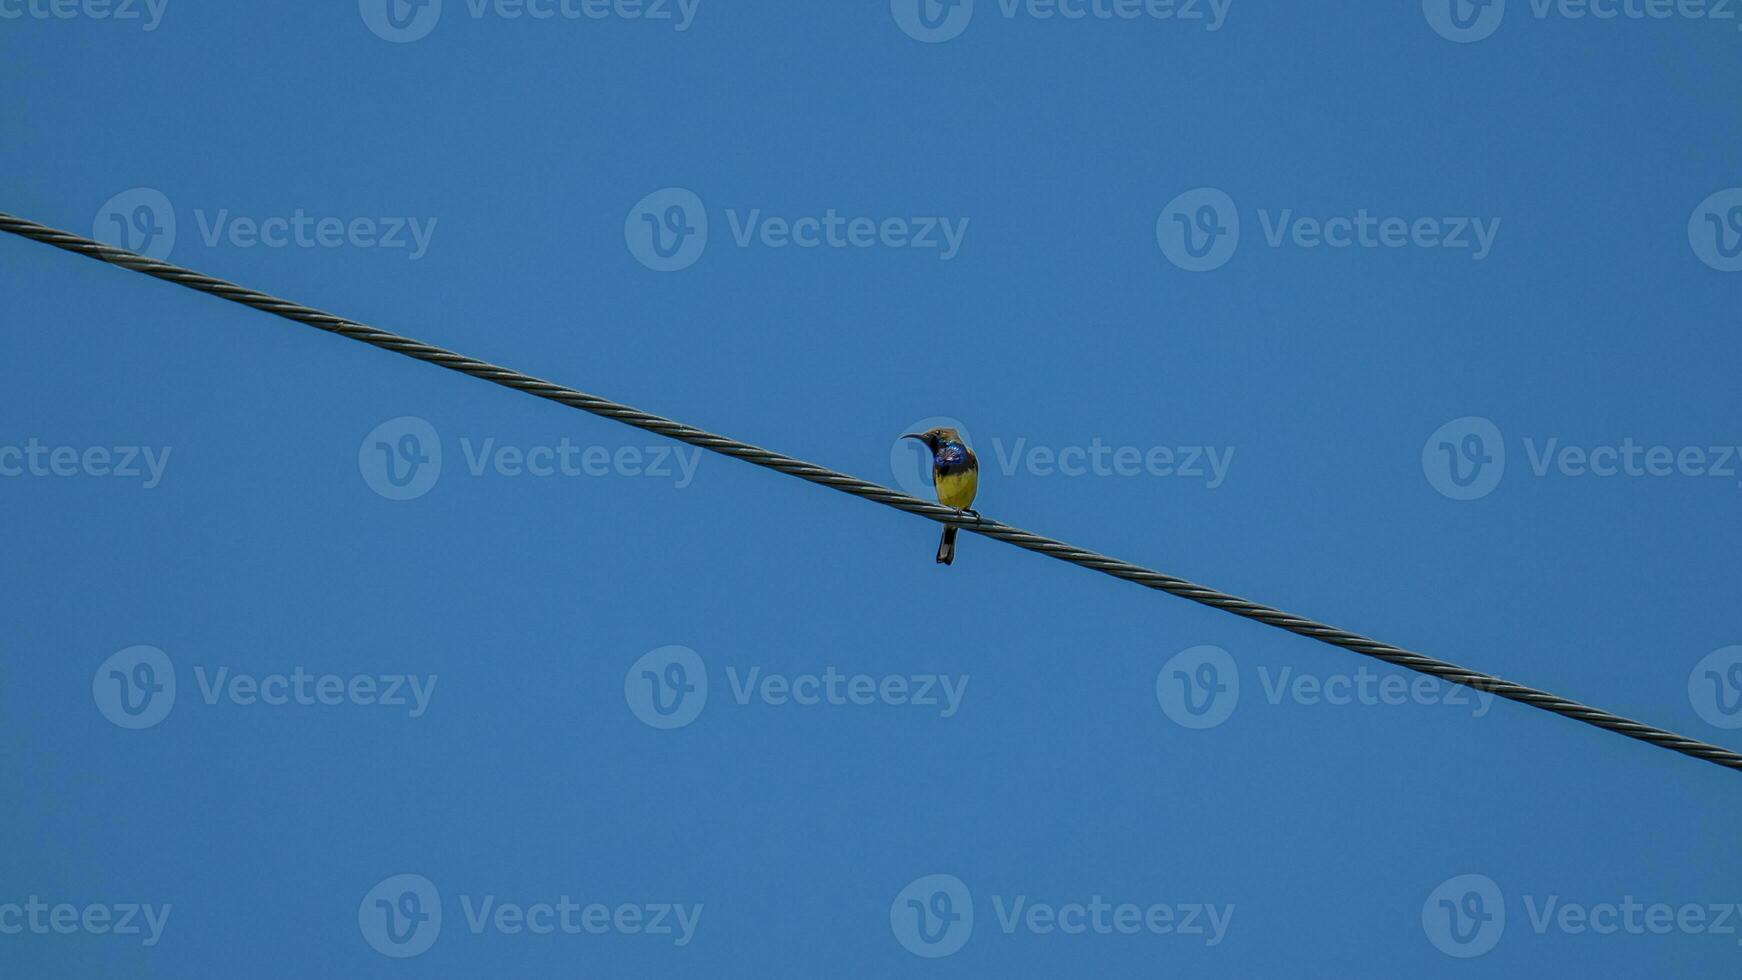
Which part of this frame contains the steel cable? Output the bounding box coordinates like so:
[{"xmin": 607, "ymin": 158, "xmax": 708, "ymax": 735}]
[{"xmin": 5, "ymin": 209, "xmax": 1736, "ymax": 773}]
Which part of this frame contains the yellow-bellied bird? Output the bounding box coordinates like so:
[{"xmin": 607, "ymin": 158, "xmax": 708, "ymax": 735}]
[{"xmin": 903, "ymin": 427, "xmax": 979, "ymax": 565}]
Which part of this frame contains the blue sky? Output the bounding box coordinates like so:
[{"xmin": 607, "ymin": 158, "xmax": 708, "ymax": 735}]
[{"xmin": 4, "ymin": 1, "xmax": 1742, "ymax": 976}]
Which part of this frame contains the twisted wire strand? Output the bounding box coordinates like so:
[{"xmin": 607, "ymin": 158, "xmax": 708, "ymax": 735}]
[{"xmin": 5, "ymin": 209, "xmax": 1737, "ymax": 773}]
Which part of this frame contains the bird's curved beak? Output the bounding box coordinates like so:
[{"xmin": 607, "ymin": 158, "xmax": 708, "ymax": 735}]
[{"xmin": 901, "ymin": 433, "xmax": 925, "ymax": 443}]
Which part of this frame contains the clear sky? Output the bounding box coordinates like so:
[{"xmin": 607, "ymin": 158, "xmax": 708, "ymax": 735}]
[{"xmin": 4, "ymin": 1, "xmax": 1742, "ymax": 976}]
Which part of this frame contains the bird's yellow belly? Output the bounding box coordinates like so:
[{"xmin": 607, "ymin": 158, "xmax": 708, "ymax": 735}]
[{"xmin": 935, "ymin": 468, "xmax": 978, "ymax": 510}]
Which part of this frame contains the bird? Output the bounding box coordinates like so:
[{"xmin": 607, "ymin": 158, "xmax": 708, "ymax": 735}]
[{"xmin": 902, "ymin": 427, "xmax": 979, "ymax": 565}]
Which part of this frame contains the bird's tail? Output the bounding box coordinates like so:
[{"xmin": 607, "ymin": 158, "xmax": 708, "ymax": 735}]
[{"xmin": 937, "ymin": 526, "xmax": 958, "ymax": 566}]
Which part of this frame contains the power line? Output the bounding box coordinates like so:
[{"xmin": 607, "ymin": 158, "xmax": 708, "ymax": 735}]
[{"xmin": 4, "ymin": 208, "xmax": 1737, "ymax": 774}]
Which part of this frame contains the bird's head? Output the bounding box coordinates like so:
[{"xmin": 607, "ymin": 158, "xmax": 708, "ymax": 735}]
[{"xmin": 902, "ymin": 427, "xmax": 963, "ymax": 451}]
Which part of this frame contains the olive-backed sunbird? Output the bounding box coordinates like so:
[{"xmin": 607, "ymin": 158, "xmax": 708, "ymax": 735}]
[{"xmin": 902, "ymin": 427, "xmax": 979, "ymax": 565}]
